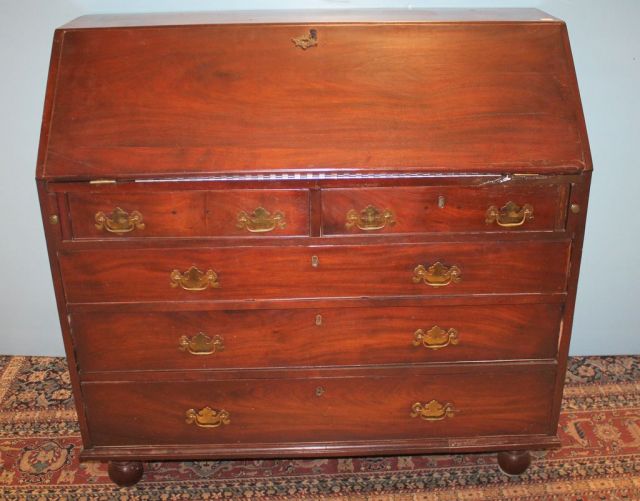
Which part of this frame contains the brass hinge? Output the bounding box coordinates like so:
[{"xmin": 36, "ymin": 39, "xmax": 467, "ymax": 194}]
[{"xmin": 89, "ymin": 179, "xmax": 116, "ymax": 185}]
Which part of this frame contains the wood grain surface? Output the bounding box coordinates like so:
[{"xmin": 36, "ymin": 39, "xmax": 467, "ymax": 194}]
[
  {"xmin": 322, "ymin": 184, "xmax": 568, "ymax": 235},
  {"xmin": 59, "ymin": 240, "xmax": 571, "ymax": 303},
  {"xmin": 40, "ymin": 20, "xmax": 588, "ymax": 179},
  {"xmin": 69, "ymin": 189, "xmax": 309, "ymax": 238},
  {"xmin": 35, "ymin": 10, "xmax": 591, "ymax": 481},
  {"xmin": 71, "ymin": 303, "xmax": 562, "ymax": 372},
  {"xmin": 82, "ymin": 364, "xmax": 556, "ymax": 446}
]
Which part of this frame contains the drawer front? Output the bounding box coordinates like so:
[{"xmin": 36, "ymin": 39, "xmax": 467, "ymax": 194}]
[
  {"xmin": 82, "ymin": 365, "xmax": 555, "ymax": 446},
  {"xmin": 59, "ymin": 241, "xmax": 570, "ymax": 303},
  {"xmin": 322, "ymin": 185, "xmax": 567, "ymax": 235},
  {"xmin": 68, "ymin": 189, "xmax": 309, "ymax": 238},
  {"xmin": 69, "ymin": 191, "xmax": 207, "ymax": 238},
  {"xmin": 72, "ymin": 304, "xmax": 562, "ymax": 372}
]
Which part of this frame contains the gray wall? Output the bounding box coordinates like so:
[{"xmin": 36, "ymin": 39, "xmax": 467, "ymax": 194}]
[{"xmin": 1, "ymin": 0, "xmax": 638, "ymax": 356}]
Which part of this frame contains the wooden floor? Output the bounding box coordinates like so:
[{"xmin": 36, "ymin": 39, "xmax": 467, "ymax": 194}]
[{"xmin": 0, "ymin": 355, "xmax": 638, "ymax": 500}]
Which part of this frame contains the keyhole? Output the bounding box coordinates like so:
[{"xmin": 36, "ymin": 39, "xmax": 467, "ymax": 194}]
[
  {"xmin": 311, "ymin": 255, "xmax": 319, "ymax": 268},
  {"xmin": 315, "ymin": 386, "xmax": 325, "ymax": 397},
  {"xmin": 315, "ymin": 314, "xmax": 323, "ymax": 326},
  {"xmin": 438, "ymin": 195, "xmax": 446, "ymax": 209}
]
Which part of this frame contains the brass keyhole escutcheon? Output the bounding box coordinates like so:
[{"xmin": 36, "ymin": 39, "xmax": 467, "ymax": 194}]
[
  {"xmin": 315, "ymin": 314, "xmax": 323, "ymax": 326},
  {"xmin": 292, "ymin": 29, "xmax": 318, "ymax": 50},
  {"xmin": 315, "ymin": 386, "xmax": 325, "ymax": 397},
  {"xmin": 311, "ymin": 255, "xmax": 319, "ymax": 268}
]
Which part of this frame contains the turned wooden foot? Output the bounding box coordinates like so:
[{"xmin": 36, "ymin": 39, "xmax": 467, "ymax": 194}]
[
  {"xmin": 108, "ymin": 460, "xmax": 144, "ymax": 486},
  {"xmin": 497, "ymin": 450, "xmax": 531, "ymax": 475}
]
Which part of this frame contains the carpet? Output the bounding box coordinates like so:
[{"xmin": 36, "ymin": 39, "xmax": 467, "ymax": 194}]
[{"xmin": 0, "ymin": 355, "xmax": 638, "ymax": 500}]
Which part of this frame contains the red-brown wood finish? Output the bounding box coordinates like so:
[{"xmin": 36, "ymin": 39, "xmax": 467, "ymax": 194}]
[
  {"xmin": 39, "ymin": 13, "xmax": 589, "ymax": 181},
  {"xmin": 68, "ymin": 191, "xmax": 207, "ymax": 238},
  {"xmin": 71, "ymin": 303, "xmax": 562, "ymax": 372},
  {"xmin": 107, "ymin": 461, "xmax": 144, "ymax": 487},
  {"xmin": 58, "ymin": 240, "xmax": 570, "ymax": 303},
  {"xmin": 36, "ymin": 9, "xmax": 591, "ymax": 485},
  {"xmin": 498, "ymin": 450, "xmax": 532, "ymax": 475},
  {"xmin": 321, "ymin": 184, "xmax": 568, "ymax": 235},
  {"xmin": 69, "ymin": 189, "xmax": 310, "ymax": 238},
  {"xmin": 82, "ymin": 364, "xmax": 556, "ymax": 446}
]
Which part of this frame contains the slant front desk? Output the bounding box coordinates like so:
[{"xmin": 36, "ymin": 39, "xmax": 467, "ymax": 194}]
[{"xmin": 36, "ymin": 9, "xmax": 591, "ymax": 486}]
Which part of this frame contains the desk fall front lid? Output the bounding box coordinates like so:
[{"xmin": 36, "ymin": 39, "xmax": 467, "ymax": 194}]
[{"xmin": 36, "ymin": 9, "xmax": 591, "ymax": 181}]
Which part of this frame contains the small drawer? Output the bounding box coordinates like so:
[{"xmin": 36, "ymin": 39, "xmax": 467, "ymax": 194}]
[
  {"xmin": 67, "ymin": 189, "xmax": 309, "ymax": 238},
  {"xmin": 71, "ymin": 303, "xmax": 562, "ymax": 373},
  {"xmin": 59, "ymin": 240, "xmax": 570, "ymax": 303},
  {"xmin": 82, "ymin": 364, "xmax": 555, "ymax": 446},
  {"xmin": 321, "ymin": 184, "xmax": 568, "ymax": 235},
  {"xmin": 69, "ymin": 191, "xmax": 207, "ymax": 238}
]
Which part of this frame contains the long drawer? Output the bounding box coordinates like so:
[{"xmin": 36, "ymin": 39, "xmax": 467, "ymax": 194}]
[
  {"xmin": 82, "ymin": 364, "xmax": 556, "ymax": 446},
  {"xmin": 71, "ymin": 303, "xmax": 562, "ymax": 372},
  {"xmin": 59, "ymin": 240, "xmax": 570, "ymax": 303}
]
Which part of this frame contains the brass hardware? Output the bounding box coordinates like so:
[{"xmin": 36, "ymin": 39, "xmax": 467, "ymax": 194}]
[
  {"xmin": 170, "ymin": 266, "xmax": 220, "ymax": 291},
  {"xmin": 311, "ymin": 255, "xmax": 319, "ymax": 268},
  {"xmin": 438, "ymin": 196, "xmax": 446, "ymax": 209},
  {"xmin": 95, "ymin": 207, "xmax": 145, "ymax": 233},
  {"xmin": 413, "ymin": 262, "xmax": 462, "ymax": 287},
  {"xmin": 410, "ymin": 400, "xmax": 456, "ymax": 421},
  {"xmin": 89, "ymin": 179, "xmax": 116, "ymax": 184},
  {"xmin": 178, "ymin": 332, "xmax": 224, "ymax": 355},
  {"xmin": 570, "ymin": 203, "xmax": 581, "ymax": 214},
  {"xmin": 48, "ymin": 215, "xmax": 59, "ymax": 225},
  {"xmin": 485, "ymin": 201, "xmax": 534, "ymax": 227},
  {"xmin": 315, "ymin": 314, "xmax": 323, "ymax": 326},
  {"xmin": 315, "ymin": 386, "xmax": 325, "ymax": 397},
  {"xmin": 413, "ymin": 326, "xmax": 459, "ymax": 350},
  {"xmin": 185, "ymin": 407, "xmax": 231, "ymax": 428},
  {"xmin": 292, "ymin": 29, "xmax": 318, "ymax": 50},
  {"xmin": 236, "ymin": 207, "xmax": 286, "ymax": 233},
  {"xmin": 345, "ymin": 205, "xmax": 395, "ymax": 231}
]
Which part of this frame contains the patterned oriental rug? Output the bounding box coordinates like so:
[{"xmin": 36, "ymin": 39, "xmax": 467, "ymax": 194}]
[{"xmin": 0, "ymin": 356, "xmax": 638, "ymax": 500}]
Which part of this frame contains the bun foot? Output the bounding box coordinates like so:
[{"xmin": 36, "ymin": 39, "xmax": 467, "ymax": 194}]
[
  {"xmin": 497, "ymin": 450, "xmax": 531, "ymax": 475},
  {"xmin": 108, "ymin": 460, "xmax": 144, "ymax": 486}
]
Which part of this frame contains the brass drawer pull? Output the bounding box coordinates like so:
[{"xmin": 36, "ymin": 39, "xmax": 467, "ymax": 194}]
[
  {"xmin": 237, "ymin": 207, "xmax": 286, "ymax": 233},
  {"xmin": 346, "ymin": 205, "xmax": 395, "ymax": 231},
  {"xmin": 185, "ymin": 407, "xmax": 230, "ymax": 428},
  {"xmin": 413, "ymin": 326, "xmax": 459, "ymax": 350},
  {"xmin": 485, "ymin": 201, "xmax": 534, "ymax": 227},
  {"xmin": 411, "ymin": 400, "xmax": 456, "ymax": 421},
  {"xmin": 178, "ymin": 333, "xmax": 224, "ymax": 355},
  {"xmin": 95, "ymin": 207, "xmax": 144, "ymax": 233},
  {"xmin": 170, "ymin": 266, "xmax": 220, "ymax": 291},
  {"xmin": 413, "ymin": 262, "xmax": 461, "ymax": 287}
]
